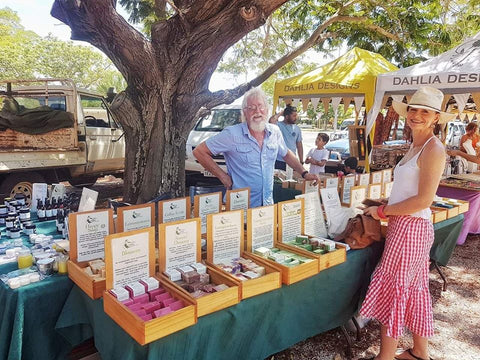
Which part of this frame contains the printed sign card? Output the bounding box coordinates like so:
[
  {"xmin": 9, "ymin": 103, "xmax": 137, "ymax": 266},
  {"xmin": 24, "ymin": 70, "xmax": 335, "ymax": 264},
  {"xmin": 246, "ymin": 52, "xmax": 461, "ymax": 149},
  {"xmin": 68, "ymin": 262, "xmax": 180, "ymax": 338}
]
[
  {"xmin": 325, "ymin": 176, "xmax": 339, "ymax": 189},
  {"xmin": 226, "ymin": 188, "xmax": 250, "ymax": 223},
  {"xmin": 117, "ymin": 203, "xmax": 155, "ymax": 232},
  {"xmin": 320, "ymin": 187, "xmax": 351, "ymax": 238},
  {"xmin": 350, "ymin": 186, "xmax": 367, "ymax": 208},
  {"xmin": 69, "ymin": 208, "xmax": 114, "ymax": 262},
  {"xmin": 370, "ymin": 171, "xmax": 383, "ymax": 185},
  {"xmin": 357, "ymin": 173, "xmax": 370, "ymax": 187},
  {"xmin": 207, "ymin": 210, "xmax": 244, "ymax": 265},
  {"xmin": 194, "ymin": 192, "xmax": 222, "ymax": 234},
  {"xmin": 78, "ymin": 188, "xmax": 99, "ymax": 212},
  {"xmin": 104, "ymin": 227, "xmax": 155, "ymax": 289},
  {"xmin": 384, "ymin": 181, "xmax": 394, "ymax": 198},
  {"xmin": 158, "ymin": 218, "xmax": 201, "ymax": 272},
  {"xmin": 246, "ymin": 205, "xmax": 277, "ymax": 252},
  {"xmin": 31, "ymin": 183, "xmax": 48, "ymax": 212},
  {"xmin": 158, "ymin": 197, "xmax": 190, "ymax": 224},
  {"xmin": 368, "ymin": 183, "xmax": 382, "ymax": 199},
  {"xmin": 382, "ymin": 168, "xmax": 393, "ymax": 183},
  {"xmin": 341, "ymin": 175, "xmax": 356, "ymax": 206},
  {"xmin": 302, "ymin": 180, "xmax": 319, "ymax": 194},
  {"xmin": 50, "ymin": 183, "xmax": 66, "ymax": 201},
  {"xmin": 295, "ymin": 192, "xmax": 327, "ymax": 238},
  {"xmin": 277, "ymin": 199, "xmax": 304, "ymax": 243}
]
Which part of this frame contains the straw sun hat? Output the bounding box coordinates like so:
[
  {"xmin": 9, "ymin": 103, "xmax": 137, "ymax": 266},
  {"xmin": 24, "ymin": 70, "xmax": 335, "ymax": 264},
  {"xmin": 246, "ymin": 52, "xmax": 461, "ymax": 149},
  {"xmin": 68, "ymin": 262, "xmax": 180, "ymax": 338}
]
[{"xmin": 392, "ymin": 86, "xmax": 456, "ymax": 124}]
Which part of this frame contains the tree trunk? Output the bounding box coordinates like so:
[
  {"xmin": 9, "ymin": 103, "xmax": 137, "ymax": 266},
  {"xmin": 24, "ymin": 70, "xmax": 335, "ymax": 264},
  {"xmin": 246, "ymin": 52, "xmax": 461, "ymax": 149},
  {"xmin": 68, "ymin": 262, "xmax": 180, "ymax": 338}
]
[{"xmin": 111, "ymin": 89, "xmax": 190, "ymax": 204}]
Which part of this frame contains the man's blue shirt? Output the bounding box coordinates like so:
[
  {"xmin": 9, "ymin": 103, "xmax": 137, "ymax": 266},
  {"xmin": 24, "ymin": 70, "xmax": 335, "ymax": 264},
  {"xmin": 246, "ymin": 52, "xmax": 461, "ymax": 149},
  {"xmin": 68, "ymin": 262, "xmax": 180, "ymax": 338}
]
[
  {"xmin": 205, "ymin": 122, "xmax": 288, "ymax": 207},
  {"xmin": 276, "ymin": 121, "xmax": 302, "ymax": 162}
]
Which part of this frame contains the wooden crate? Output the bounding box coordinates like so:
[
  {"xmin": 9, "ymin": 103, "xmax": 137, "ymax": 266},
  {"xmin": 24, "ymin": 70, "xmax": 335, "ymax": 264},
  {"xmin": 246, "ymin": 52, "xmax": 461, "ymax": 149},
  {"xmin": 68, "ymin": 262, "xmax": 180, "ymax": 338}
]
[
  {"xmin": 248, "ymin": 243, "xmax": 318, "ymax": 285},
  {"xmin": 67, "ymin": 260, "xmax": 105, "ymax": 299},
  {"xmin": 430, "ymin": 207, "xmax": 447, "ymax": 223},
  {"xmin": 159, "ymin": 265, "xmax": 239, "ymax": 317},
  {"xmin": 207, "ymin": 252, "xmax": 282, "ymax": 300},
  {"xmin": 279, "ymin": 242, "xmax": 346, "ymax": 272},
  {"xmin": 103, "ymin": 276, "xmax": 196, "ymax": 345},
  {"xmin": 440, "ymin": 198, "xmax": 469, "ymax": 214}
]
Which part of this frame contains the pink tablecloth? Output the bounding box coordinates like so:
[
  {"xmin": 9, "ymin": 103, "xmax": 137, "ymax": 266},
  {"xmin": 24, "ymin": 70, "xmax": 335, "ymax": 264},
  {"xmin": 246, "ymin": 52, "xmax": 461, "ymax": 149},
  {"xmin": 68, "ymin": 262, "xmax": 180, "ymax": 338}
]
[{"xmin": 437, "ymin": 185, "xmax": 480, "ymax": 245}]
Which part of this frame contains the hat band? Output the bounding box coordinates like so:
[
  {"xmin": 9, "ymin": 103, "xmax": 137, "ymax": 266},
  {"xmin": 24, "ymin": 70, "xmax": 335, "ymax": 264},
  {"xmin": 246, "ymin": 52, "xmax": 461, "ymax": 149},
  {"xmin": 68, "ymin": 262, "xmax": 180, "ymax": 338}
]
[{"xmin": 408, "ymin": 103, "xmax": 442, "ymax": 112}]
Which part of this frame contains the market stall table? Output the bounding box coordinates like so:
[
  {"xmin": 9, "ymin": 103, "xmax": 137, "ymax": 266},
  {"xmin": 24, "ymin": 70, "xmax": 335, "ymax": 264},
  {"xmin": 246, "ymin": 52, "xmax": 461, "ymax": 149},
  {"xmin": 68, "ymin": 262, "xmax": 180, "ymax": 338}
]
[
  {"xmin": 56, "ymin": 244, "xmax": 383, "ymax": 360},
  {"xmin": 0, "ymin": 219, "xmax": 74, "ymax": 360},
  {"xmin": 437, "ymin": 185, "xmax": 480, "ymax": 245}
]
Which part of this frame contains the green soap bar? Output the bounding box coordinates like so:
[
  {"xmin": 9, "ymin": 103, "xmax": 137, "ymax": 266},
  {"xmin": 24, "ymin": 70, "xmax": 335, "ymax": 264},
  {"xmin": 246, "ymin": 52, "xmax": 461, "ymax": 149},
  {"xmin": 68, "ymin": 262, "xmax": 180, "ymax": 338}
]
[
  {"xmin": 313, "ymin": 249, "xmax": 323, "ymax": 254},
  {"xmin": 270, "ymin": 248, "xmax": 280, "ymax": 253},
  {"xmin": 299, "ymin": 244, "xmax": 313, "ymax": 251},
  {"xmin": 295, "ymin": 235, "xmax": 309, "ymax": 244}
]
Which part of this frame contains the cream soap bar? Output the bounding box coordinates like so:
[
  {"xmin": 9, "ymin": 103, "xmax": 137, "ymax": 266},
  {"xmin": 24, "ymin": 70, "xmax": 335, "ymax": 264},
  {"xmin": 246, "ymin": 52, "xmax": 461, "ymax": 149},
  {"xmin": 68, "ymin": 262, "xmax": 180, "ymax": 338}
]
[
  {"xmin": 140, "ymin": 277, "xmax": 160, "ymax": 292},
  {"xmin": 110, "ymin": 287, "xmax": 130, "ymax": 302},
  {"xmin": 125, "ymin": 281, "xmax": 145, "ymax": 297},
  {"xmin": 191, "ymin": 262, "xmax": 207, "ymax": 274},
  {"xmin": 164, "ymin": 269, "xmax": 182, "ymax": 281}
]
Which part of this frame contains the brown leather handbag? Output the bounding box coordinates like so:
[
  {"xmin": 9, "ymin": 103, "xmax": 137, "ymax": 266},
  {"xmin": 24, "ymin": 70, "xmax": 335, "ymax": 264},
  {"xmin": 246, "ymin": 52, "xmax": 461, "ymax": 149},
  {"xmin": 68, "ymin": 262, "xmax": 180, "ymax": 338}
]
[{"xmin": 334, "ymin": 214, "xmax": 383, "ymax": 249}]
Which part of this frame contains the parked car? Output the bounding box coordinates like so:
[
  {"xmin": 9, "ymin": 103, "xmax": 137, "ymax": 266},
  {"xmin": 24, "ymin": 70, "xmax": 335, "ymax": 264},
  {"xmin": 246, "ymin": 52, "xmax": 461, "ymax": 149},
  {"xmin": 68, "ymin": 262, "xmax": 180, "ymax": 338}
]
[
  {"xmin": 339, "ymin": 118, "xmax": 355, "ymax": 130},
  {"xmin": 325, "ymin": 138, "xmax": 350, "ymax": 160}
]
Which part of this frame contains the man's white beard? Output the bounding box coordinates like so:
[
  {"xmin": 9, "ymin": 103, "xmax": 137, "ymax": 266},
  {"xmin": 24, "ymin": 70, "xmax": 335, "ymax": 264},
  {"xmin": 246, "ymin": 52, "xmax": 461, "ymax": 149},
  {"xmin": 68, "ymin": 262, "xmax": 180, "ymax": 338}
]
[{"xmin": 249, "ymin": 120, "xmax": 266, "ymax": 132}]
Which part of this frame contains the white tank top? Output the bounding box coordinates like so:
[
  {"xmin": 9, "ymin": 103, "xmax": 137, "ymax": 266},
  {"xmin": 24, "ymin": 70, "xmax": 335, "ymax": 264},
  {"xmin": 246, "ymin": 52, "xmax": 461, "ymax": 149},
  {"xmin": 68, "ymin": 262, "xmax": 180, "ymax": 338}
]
[{"xmin": 388, "ymin": 137, "xmax": 436, "ymax": 220}]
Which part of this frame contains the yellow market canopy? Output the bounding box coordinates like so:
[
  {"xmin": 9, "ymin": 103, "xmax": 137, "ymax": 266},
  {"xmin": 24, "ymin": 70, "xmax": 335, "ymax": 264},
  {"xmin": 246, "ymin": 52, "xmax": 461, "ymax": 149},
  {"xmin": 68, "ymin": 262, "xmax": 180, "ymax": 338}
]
[{"xmin": 272, "ymin": 47, "xmax": 398, "ymax": 113}]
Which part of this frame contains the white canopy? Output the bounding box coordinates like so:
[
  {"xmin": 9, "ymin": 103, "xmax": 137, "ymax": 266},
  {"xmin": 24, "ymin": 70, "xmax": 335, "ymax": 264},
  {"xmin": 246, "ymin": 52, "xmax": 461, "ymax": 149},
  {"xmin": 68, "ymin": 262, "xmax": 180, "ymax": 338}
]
[{"xmin": 367, "ymin": 32, "xmax": 480, "ymax": 136}]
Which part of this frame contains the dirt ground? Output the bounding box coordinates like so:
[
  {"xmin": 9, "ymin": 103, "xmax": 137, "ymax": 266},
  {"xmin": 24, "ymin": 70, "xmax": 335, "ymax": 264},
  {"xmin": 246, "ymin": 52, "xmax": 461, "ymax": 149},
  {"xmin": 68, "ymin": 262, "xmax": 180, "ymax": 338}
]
[{"xmin": 70, "ymin": 176, "xmax": 480, "ymax": 360}]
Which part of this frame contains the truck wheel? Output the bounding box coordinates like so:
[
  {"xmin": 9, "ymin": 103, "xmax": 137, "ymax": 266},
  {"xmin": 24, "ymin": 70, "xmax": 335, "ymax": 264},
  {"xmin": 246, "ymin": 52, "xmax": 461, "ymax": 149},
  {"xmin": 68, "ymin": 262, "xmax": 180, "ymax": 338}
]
[{"xmin": 0, "ymin": 172, "xmax": 45, "ymax": 206}]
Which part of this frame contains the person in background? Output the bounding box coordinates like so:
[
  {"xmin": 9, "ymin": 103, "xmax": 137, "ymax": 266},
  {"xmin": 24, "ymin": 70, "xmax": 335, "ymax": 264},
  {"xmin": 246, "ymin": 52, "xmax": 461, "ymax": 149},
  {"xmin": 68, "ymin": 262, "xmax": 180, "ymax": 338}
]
[
  {"xmin": 343, "ymin": 156, "xmax": 358, "ymax": 175},
  {"xmin": 359, "ymin": 86, "xmax": 455, "ymax": 360},
  {"xmin": 269, "ymin": 105, "xmax": 303, "ymax": 170},
  {"xmin": 447, "ymin": 148, "xmax": 480, "ymax": 164},
  {"xmin": 459, "ymin": 122, "xmax": 479, "ymax": 154},
  {"xmin": 193, "ymin": 88, "xmax": 319, "ymax": 208},
  {"xmin": 305, "ymin": 133, "xmax": 330, "ymax": 175}
]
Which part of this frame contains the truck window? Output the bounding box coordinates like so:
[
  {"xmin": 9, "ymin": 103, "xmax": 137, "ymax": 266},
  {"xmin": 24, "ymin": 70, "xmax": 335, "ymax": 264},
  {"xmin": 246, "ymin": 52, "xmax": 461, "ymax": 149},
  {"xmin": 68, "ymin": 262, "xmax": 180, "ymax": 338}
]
[
  {"xmin": 4, "ymin": 96, "xmax": 67, "ymax": 111},
  {"xmin": 81, "ymin": 95, "xmax": 111, "ymax": 127},
  {"xmin": 195, "ymin": 109, "xmax": 241, "ymax": 131}
]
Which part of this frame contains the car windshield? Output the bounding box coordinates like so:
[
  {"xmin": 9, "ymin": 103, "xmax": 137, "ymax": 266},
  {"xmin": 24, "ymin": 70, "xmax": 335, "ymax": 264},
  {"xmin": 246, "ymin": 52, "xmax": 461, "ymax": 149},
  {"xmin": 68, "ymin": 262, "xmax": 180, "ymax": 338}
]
[{"xmin": 195, "ymin": 109, "xmax": 241, "ymax": 131}]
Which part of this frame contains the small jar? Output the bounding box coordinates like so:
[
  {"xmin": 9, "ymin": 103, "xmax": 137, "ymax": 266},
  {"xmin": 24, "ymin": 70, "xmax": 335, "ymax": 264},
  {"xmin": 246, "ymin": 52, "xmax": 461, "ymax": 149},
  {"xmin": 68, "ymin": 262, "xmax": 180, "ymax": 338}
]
[
  {"xmin": 23, "ymin": 223, "xmax": 36, "ymax": 235},
  {"xmin": 7, "ymin": 211, "xmax": 17, "ymax": 217},
  {"xmin": 9, "ymin": 227, "xmax": 21, "ymax": 239},
  {"xmin": 14, "ymin": 194, "xmax": 26, "ymax": 206},
  {"xmin": 8, "ymin": 200, "xmax": 17, "ymax": 212},
  {"xmin": 17, "ymin": 249, "xmax": 33, "ymax": 269},
  {"xmin": 6, "ymin": 226, "xmax": 13, "ymax": 238},
  {"xmin": 0, "ymin": 214, "xmax": 7, "ymax": 226},
  {"xmin": 0, "ymin": 205, "xmax": 7, "ymax": 215},
  {"xmin": 4, "ymin": 197, "xmax": 12, "ymax": 206},
  {"xmin": 5, "ymin": 217, "xmax": 15, "ymax": 228},
  {"xmin": 19, "ymin": 208, "xmax": 31, "ymax": 221},
  {"xmin": 37, "ymin": 257, "xmax": 54, "ymax": 275}
]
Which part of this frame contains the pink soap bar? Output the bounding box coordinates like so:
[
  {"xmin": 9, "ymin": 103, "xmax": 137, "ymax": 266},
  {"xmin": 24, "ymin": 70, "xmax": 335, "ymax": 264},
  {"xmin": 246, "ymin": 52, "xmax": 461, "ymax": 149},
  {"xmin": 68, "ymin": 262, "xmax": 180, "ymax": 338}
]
[
  {"xmin": 133, "ymin": 309, "xmax": 147, "ymax": 316},
  {"xmin": 162, "ymin": 297, "xmax": 176, "ymax": 307},
  {"xmin": 155, "ymin": 292, "xmax": 172, "ymax": 302},
  {"xmin": 127, "ymin": 303, "xmax": 145, "ymax": 312},
  {"xmin": 132, "ymin": 293, "xmax": 150, "ymax": 304},
  {"xmin": 140, "ymin": 314, "xmax": 153, "ymax": 322},
  {"xmin": 148, "ymin": 288, "xmax": 166, "ymax": 301},
  {"xmin": 169, "ymin": 300, "xmax": 184, "ymax": 311},
  {"xmin": 121, "ymin": 299, "xmax": 134, "ymax": 307},
  {"xmin": 154, "ymin": 307, "xmax": 173, "ymax": 318},
  {"xmin": 143, "ymin": 301, "xmax": 162, "ymax": 314}
]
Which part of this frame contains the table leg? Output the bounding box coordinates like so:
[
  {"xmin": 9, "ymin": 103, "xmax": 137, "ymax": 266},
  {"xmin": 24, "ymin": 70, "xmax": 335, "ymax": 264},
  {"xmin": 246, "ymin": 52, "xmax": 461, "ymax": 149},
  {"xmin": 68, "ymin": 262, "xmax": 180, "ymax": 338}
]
[
  {"xmin": 431, "ymin": 261, "xmax": 448, "ymax": 291},
  {"xmin": 351, "ymin": 316, "xmax": 361, "ymax": 341},
  {"xmin": 339, "ymin": 325, "xmax": 353, "ymax": 357}
]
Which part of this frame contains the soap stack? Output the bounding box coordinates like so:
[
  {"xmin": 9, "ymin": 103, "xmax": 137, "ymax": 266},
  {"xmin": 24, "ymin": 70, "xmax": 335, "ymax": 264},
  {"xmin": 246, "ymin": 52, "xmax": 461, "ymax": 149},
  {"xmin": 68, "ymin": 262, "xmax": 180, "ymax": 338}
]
[
  {"xmin": 83, "ymin": 259, "xmax": 106, "ymax": 280},
  {"xmin": 217, "ymin": 257, "xmax": 266, "ymax": 281},
  {"xmin": 288, "ymin": 235, "xmax": 337, "ymax": 254},
  {"xmin": 164, "ymin": 263, "xmax": 229, "ymax": 298},
  {"xmin": 253, "ymin": 246, "xmax": 315, "ymax": 267},
  {"xmin": 110, "ymin": 276, "xmax": 185, "ymax": 322}
]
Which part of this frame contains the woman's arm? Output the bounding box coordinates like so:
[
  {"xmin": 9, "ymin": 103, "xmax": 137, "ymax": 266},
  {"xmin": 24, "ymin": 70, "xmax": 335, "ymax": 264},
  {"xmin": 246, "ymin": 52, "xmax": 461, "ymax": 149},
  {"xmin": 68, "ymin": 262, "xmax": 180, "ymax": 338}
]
[{"xmin": 460, "ymin": 134, "xmax": 468, "ymax": 152}]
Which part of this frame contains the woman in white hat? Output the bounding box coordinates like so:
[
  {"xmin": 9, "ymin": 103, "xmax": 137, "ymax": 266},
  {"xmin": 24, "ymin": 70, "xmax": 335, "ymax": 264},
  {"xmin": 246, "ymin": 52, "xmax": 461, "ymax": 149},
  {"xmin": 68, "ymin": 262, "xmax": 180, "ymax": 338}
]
[{"xmin": 359, "ymin": 86, "xmax": 455, "ymax": 360}]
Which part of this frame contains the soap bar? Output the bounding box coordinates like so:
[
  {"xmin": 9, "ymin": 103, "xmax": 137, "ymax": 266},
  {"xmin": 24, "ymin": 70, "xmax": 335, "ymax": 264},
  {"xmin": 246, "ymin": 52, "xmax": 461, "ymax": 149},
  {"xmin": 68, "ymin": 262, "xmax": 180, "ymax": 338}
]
[
  {"xmin": 177, "ymin": 265, "xmax": 195, "ymax": 274},
  {"xmin": 110, "ymin": 287, "xmax": 130, "ymax": 302},
  {"xmin": 133, "ymin": 309, "xmax": 147, "ymax": 316},
  {"xmin": 164, "ymin": 269, "xmax": 182, "ymax": 281},
  {"xmin": 201, "ymin": 284, "xmax": 215, "ymax": 293},
  {"xmin": 125, "ymin": 281, "xmax": 145, "ymax": 297},
  {"xmin": 298, "ymin": 244, "xmax": 313, "ymax": 251},
  {"xmin": 143, "ymin": 301, "xmax": 162, "ymax": 314},
  {"xmin": 254, "ymin": 247, "xmax": 271, "ymax": 257},
  {"xmin": 191, "ymin": 290, "xmax": 208, "ymax": 298},
  {"xmin": 169, "ymin": 300, "xmax": 184, "ymax": 311},
  {"xmin": 243, "ymin": 271, "xmax": 260, "ymax": 279},
  {"xmin": 161, "ymin": 297, "xmax": 176, "ymax": 307},
  {"xmin": 182, "ymin": 271, "xmax": 200, "ymax": 284},
  {"xmin": 191, "ymin": 262, "xmax": 207, "ymax": 274},
  {"xmin": 198, "ymin": 273, "xmax": 210, "ymax": 285},
  {"xmin": 252, "ymin": 266, "xmax": 265, "ymax": 276},
  {"xmin": 148, "ymin": 287, "xmax": 166, "ymax": 301},
  {"xmin": 155, "ymin": 292, "xmax": 172, "ymax": 302},
  {"xmin": 187, "ymin": 282, "xmax": 204, "ymax": 292},
  {"xmin": 213, "ymin": 284, "xmax": 229, "ymax": 292},
  {"xmin": 121, "ymin": 299, "xmax": 134, "ymax": 307},
  {"xmin": 154, "ymin": 307, "xmax": 172, "ymax": 318},
  {"xmin": 132, "ymin": 293, "xmax": 150, "ymax": 304},
  {"xmin": 140, "ymin": 314, "xmax": 153, "ymax": 322},
  {"xmin": 140, "ymin": 277, "xmax": 159, "ymax": 291},
  {"xmin": 295, "ymin": 235, "xmax": 309, "ymax": 244},
  {"xmin": 128, "ymin": 303, "xmax": 145, "ymax": 312}
]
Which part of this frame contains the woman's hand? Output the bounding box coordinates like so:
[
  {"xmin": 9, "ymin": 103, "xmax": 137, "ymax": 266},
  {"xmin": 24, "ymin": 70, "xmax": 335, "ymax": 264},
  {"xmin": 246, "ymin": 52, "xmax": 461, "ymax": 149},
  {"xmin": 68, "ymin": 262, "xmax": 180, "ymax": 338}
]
[
  {"xmin": 363, "ymin": 206, "xmax": 381, "ymax": 220},
  {"xmin": 447, "ymin": 149, "xmax": 460, "ymax": 157}
]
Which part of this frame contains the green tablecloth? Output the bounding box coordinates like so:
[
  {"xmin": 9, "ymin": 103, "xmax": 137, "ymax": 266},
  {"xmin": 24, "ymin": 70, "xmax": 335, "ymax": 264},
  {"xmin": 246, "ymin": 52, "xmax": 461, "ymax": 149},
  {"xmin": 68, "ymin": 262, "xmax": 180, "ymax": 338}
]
[
  {"xmin": 0, "ymin": 219, "xmax": 74, "ymax": 360},
  {"xmin": 431, "ymin": 214, "xmax": 464, "ymax": 266},
  {"xmin": 56, "ymin": 243, "xmax": 384, "ymax": 360}
]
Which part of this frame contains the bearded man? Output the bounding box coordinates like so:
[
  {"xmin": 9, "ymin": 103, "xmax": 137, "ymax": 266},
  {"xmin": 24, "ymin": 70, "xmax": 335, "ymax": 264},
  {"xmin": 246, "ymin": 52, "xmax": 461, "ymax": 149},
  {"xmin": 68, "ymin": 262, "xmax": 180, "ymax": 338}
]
[{"xmin": 193, "ymin": 87, "xmax": 318, "ymax": 207}]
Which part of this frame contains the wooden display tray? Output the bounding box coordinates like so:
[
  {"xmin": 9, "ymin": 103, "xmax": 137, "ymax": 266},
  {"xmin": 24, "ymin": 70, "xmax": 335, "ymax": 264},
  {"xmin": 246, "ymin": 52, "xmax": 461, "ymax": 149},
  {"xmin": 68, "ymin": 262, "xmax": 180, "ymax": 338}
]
[
  {"xmin": 248, "ymin": 243, "xmax": 319, "ymax": 285},
  {"xmin": 438, "ymin": 198, "xmax": 469, "ymax": 215},
  {"xmin": 430, "ymin": 207, "xmax": 447, "ymax": 223},
  {"xmin": 207, "ymin": 252, "xmax": 282, "ymax": 300},
  {"xmin": 67, "ymin": 260, "xmax": 105, "ymax": 299},
  {"xmin": 159, "ymin": 265, "xmax": 239, "ymax": 317},
  {"xmin": 280, "ymin": 242, "xmax": 346, "ymax": 272},
  {"xmin": 103, "ymin": 276, "xmax": 196, "ymax": 345}
]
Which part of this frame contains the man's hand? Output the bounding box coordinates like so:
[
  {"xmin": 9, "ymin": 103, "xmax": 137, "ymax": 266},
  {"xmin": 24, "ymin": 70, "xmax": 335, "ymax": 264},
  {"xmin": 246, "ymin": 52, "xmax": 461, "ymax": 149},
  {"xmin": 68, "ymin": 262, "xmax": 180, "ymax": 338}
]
[
  {"xmin": 219, "ymin": 172, "xmax": 233, "ymax": 189},
  {"xmin": 303, "ymin": 172, "xmax": 320, "ymax": 185}
]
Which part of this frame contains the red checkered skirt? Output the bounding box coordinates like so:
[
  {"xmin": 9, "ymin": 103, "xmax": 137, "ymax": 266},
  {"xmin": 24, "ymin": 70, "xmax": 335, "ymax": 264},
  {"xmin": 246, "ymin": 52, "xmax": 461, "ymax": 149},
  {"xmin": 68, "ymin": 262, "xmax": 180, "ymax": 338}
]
[{"xmin": 360, "ymin": 215, "xmax": 434, "ymax": 339}]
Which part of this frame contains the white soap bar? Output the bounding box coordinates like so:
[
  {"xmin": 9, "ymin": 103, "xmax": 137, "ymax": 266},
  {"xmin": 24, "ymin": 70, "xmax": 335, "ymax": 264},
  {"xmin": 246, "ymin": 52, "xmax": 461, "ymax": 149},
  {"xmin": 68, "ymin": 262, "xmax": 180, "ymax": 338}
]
[
  {"xmin": 164, "ymin": 269, "xmax": 182, "ymax": 281},
  {"xmin": 254, "ymin": 247, "xmax": 271, "ymax": 257},
  {"xmin": 125, "ymin": 281, "xmax": 145, "ymax": 297},
  {"xmin": 110, "ymin": 287, "xmax": 130, "ymax": 302},
  {"xmin": 177, "ymin": 265, "xmax": 195, "ymax": 274},
  {"xmin": 191, "ymin": 262, "xmax": 207, "ymax": 274},
  {"xmin": 8, "ymin": 278, "xmax": 21, "ymax": 289},
  {"xmin": 5, "ymin": 249, "xmax": 17, "ymax": 258},
  {"xmin": 18, "ymin": 275, "xmax": 31, "ymax": 286},
  {"xmin": 140, "ymin": 277, "xmax": 159, "ymax": 291},
  {"xmin": 29, "ymin": 273, "xmax": 41, "ymax": 283}
]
